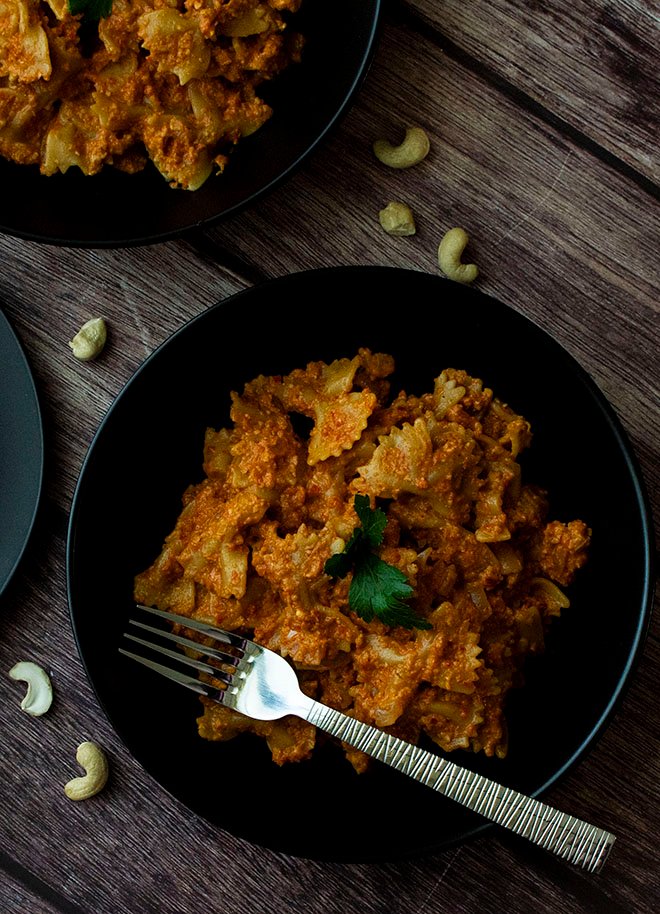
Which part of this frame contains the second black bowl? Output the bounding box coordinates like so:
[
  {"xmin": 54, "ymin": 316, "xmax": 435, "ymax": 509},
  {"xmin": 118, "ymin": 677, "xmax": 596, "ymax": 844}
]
[{"xmin": 0, "ymin": 1, "xmax": 381, "ymax": 247}]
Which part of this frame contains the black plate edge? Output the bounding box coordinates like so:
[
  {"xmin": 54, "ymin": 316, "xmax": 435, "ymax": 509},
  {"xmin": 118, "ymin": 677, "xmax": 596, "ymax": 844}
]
[{"xmin": 0, "ymin": 308, "xmax": 45, "ymax": 600}]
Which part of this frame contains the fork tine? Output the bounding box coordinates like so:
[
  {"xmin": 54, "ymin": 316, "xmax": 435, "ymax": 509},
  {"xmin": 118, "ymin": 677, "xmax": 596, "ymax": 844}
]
[
  {"xmin": 136, "ymin": 604, "xmax": 249, "ymax": 650},
  {"xmin": 118, "ymin": 648, "xmax": 227, "ymax": 703},
  {"xmin": 128, "ymin": 619, "xmax": 241, "ymax": 667},
  {"xmin": 122, "ymin": 632, "xmax": 234, "ymax": 685}
]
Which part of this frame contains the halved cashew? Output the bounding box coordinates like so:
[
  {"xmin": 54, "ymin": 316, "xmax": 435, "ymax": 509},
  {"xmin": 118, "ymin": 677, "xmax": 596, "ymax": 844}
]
[
  {"xmin": 64, "ymin": 741, "xmax": 109, "ymax": 801},
  {"xmin": 373, "ymin": 126, "xmax": 430, "ymax": 168},
  {"xmin": 379, "ymin": 201, "xmax": 416, "ymax": 236},
  {"xmin": 9, "ymin": 661, "xmax": 53, "ymax": 716},
  {"xmin": 69, "ymin": 317, "xmax": 107, "ymax": 361},
  {"xmin": 437, "ymin": 227, "xmax": 479, "ymax": 283}
]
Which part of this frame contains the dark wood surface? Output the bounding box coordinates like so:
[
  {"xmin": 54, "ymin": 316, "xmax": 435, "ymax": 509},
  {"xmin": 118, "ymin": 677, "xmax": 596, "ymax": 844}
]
[{"xmin": 1, "ymin": 2, "xmax": 658, "ymax": 912}]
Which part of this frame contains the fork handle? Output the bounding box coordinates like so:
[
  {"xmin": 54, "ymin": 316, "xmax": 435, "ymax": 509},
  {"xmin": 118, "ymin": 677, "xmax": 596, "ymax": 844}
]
[{"xmin": 305, "ymin": 700, "xmax": 615, "ymax": 872}]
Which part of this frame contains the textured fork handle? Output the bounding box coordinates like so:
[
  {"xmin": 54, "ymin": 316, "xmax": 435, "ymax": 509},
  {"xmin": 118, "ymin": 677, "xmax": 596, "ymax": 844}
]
[{"xmin": 306, "ymin": 701, "xmax": 615, "ymax": 872}]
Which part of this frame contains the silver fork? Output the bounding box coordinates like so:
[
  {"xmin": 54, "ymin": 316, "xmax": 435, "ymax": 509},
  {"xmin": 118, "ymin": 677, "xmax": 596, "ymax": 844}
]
[{"xmin": 120, "ymin": 604, "xmax": 615, "ymax": 872}]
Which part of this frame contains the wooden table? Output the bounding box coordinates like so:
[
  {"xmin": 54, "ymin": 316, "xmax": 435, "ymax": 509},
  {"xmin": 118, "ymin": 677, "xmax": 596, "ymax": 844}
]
[{"xmin": 1, "ymin": 2, "xmax": 658, "ymax": 912}]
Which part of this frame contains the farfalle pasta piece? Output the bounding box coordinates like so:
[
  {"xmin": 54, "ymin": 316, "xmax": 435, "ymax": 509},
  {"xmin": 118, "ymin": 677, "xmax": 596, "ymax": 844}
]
[
  {"xmin": 203, "ymin": 427, "xmax": 233, "ymax": 480},
  {"xmin": 433, "ymin": 371, "xmax": 466, "ymax": 418},
  {"xmin": 140, "ymin": 112, "xmax": 213, "ymax": 191},
  {"xmin": 177, "ymin": 486, "xmax": 272, "ymax": 552},
  {"xmin": 42, "ymin": 121, "xmax": 89, "ymax": 175},
  {"xmin": 350, "ymin": 634, "xmax": 427, "ymax": 728},
  {"xmin": 150, "ymin": 483, "xmax": 272, "ymax": 599},
  {"xmin": 267, "ymin": 355, "xmax": 381, "ymax": 465},
  {"xmin": 139, "ymin": 10, "xmax": 211, "ymax": 85},
  {"xmin": 357, "ymin": 418, "xmax": 434, "ymax": 498},
  {"xmin": 0, "ymin": 0, "xmax": 51, "ymax": 82},
  {"xmin": 228, "ymin": 388, "xmax": 303, "ymax": 490},
  {"xmin": 257, "ymin": 600, "xmax": 358, "ymax": 668},
  {"xmin": 252, "ymin": 521, "xmax": 338, "ymax": 596},
  {"xmin": 43, "ymin": 97, "xmax": 133, "ymax": 176},
  {"xmin": 308, "ymin": 391, "xmax": 376, "ymax": 464}
]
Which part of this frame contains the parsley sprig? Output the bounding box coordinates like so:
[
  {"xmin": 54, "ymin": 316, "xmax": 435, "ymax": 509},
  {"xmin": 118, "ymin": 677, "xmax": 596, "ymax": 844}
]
[
  {"xmin": 325, "ymin": 495, "xmax": 431, "ymax": 630},
  {"xmin": 68, "ymin": 0, "xmax": 113, "ymax": 24}
]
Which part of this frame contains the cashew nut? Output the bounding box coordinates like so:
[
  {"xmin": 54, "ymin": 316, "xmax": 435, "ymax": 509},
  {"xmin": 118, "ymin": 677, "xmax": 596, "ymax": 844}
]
[
  {"xmin": 437, "ymin": 227, "xmax": 479, "ymax": 284},
  {"xmin": 64, "ymin": 741, "xmax": 109, "ymax": 800},
  {"xmin": 373, "ymin": 126, "xmax": 430, "ymax": 169},
  {"xmin": 379, "ymin": 201, "xmax": 416, "ymax": 236},
  {"xmin": 69, "ymin": 317, "xmax": 107, "ymax": 361},
  {"xmin": 9, "ymin": 661, "xmax": 53, "ymax": 716}
]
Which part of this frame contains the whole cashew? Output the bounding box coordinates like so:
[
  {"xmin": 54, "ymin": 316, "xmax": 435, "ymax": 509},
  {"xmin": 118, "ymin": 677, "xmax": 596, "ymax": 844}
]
[
  {"xmin": 64, "ymin": 741, "xmax": 109, "ymax": 800},
  {"xmin": 9, "ymin": 661, "xmax": 53, "ymax": 716},
  {"xmin": 373, "ymin": 126, "xmax": 430, "ymax": 168},
  {"xmin": 69, "ymin": 317, "xmax": 107, "ymax": 361},
  {"xmin": 437, "ymin": 227, "xmax": 479, "ymax": 283}
]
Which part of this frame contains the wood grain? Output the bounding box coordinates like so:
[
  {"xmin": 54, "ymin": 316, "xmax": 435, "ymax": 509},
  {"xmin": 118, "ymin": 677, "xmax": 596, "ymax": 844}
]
[
  {"xmin": 0, "ymin": 2, "xmax": 658, "ymax": 914},
  {"xmin": 406, "ymin": 0, "xmax": 660, "ymax": 184},
  {"xmin": 0, "ymin": 865, "xmax": 72, "ymax": 914}
]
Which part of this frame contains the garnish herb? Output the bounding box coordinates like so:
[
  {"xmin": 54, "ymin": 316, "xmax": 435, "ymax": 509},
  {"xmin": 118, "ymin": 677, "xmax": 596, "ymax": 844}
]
[
  {"xmin": 325, "ymin": 495, "xmax": 431, "ymax": 630},
  {"xmin": 68, "ymin": 0, "xmax": 113, "ymax": 23}
]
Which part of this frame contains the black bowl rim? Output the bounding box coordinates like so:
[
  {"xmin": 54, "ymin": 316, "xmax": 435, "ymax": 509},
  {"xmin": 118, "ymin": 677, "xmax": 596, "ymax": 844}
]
[
  {"xmin": 0, "ymin": 306, "xmax": 44, "ymax": 599},
  {"xmin": 0, "ymin": 2, "xmax": 382, "ymax": 249},
  {"xmin": 66, "ymin": 265, "xmax": 655, "ymax": 859}
]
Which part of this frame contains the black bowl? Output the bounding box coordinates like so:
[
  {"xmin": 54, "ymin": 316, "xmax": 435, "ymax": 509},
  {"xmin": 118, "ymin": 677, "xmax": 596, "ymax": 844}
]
[
  {"xmin": 0, "ymin": 1, "xmax": 381, "ymax": 248},
  {"xmin": 67, "ymin": 267, "xmax": 654, "ymax": 861}
]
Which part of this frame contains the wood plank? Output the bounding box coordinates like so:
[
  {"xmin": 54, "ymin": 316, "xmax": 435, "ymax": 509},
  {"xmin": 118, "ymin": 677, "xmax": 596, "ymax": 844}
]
[{"xmin": 405, "ymin": 0, "xmax": 660, "ymax": 184}]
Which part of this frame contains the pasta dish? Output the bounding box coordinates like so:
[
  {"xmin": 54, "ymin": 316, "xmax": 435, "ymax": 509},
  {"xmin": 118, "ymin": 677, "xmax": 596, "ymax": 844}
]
[
  {"xmin": 134, "ymin": 350, "xmax": 590, "ymax": 771},
  {"xmin": 0, "ymin": 0, "xmax": 303, "ymax": 189}
]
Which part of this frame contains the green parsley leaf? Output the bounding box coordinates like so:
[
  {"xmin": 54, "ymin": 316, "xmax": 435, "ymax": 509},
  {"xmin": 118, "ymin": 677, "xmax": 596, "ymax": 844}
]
[
  {"xmin": 353, "ymin": 493, "xmax": 387, "ymax": 548},
  {"xmin": 68, "ymin": 0, "xmax": 113, "ymax": 23},
  {"xmin": 324, "ymin": 496, "xmax": 431, "ymax": 631}
]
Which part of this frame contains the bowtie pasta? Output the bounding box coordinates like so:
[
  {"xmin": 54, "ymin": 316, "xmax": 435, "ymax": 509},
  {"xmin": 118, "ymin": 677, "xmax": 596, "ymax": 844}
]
[
  {"xmin": 134, "ymin": 350, "xmax": 591, "ymax": 771},
  {"xmin": 0, "ymin": 0, "xmax": 303, "ymax": 189}
]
